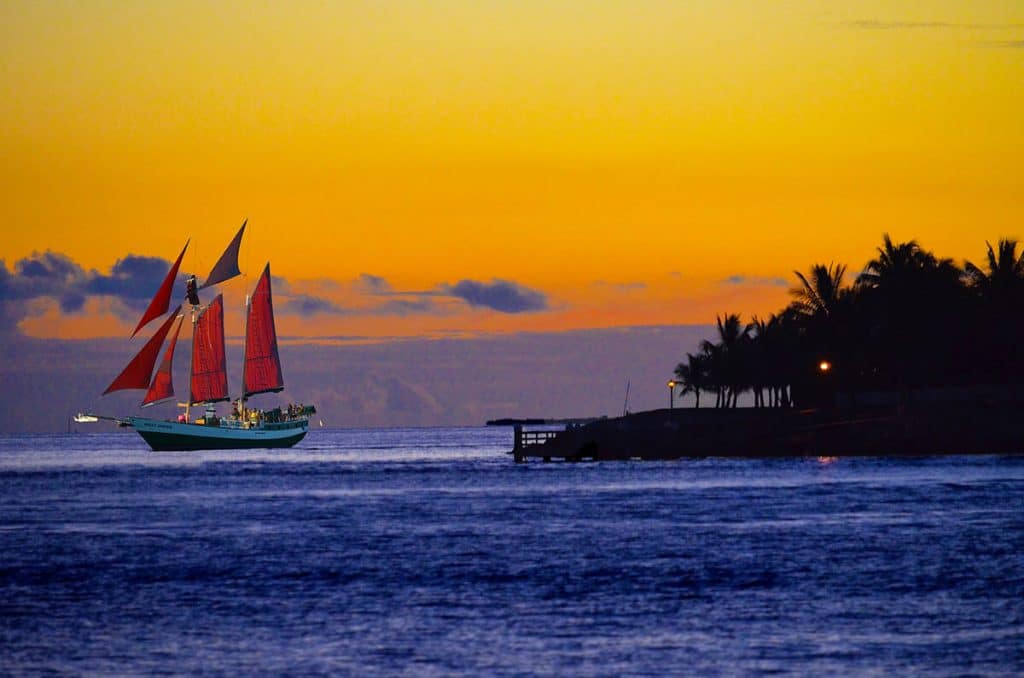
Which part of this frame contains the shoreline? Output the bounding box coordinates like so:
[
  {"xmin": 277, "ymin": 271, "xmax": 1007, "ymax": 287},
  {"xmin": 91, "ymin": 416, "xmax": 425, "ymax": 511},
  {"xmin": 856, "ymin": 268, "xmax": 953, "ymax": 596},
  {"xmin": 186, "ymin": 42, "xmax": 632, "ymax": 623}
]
[{"xmin": 512, "ymin": 401, "xmax": 1024, "ymax": 462}]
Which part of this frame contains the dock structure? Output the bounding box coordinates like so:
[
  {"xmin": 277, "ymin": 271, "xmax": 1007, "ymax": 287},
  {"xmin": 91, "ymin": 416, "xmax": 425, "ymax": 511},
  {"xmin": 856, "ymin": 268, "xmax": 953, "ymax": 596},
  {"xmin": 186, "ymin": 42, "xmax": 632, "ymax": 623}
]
[
  {"xmin": 511, "ymin": 424, "xmax": 593, "ymax": 463},
  {"xmin": 508, "ymin": 402, "xmax": 1024, "ymax": 462}
]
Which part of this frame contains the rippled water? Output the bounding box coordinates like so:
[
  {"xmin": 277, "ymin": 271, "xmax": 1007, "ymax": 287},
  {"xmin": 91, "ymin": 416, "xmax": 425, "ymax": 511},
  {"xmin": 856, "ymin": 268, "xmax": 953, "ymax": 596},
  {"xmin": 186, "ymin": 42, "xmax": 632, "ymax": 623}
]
[{"xmin": 1, "ymin": 427, "xmax": 1023, "ymax": 674}]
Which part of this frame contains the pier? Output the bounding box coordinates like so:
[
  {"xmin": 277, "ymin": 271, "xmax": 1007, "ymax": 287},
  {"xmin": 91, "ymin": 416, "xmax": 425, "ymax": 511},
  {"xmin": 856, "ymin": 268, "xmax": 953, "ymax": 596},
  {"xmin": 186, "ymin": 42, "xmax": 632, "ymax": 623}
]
[
  {"xmin": 511, "ymin": 424, "xmax": 592, "ymax": 463},
  {"xmin": 508, "ymin": 402, "xmax": 1024, "ymax": 463}
]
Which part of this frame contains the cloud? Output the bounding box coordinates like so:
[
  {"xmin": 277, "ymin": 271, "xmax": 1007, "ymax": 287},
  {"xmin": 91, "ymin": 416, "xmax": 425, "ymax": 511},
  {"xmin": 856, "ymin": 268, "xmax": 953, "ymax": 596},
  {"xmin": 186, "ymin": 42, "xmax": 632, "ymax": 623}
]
[
  {"xmin": 0, "ymin": 250, "xmax": 241, "ymax": 332},
  {"xmin": 593, "ymin": 280, "xmax": 647, "ymax": 293},
  {"xmin": 283, "ymin": 294, "xmax": 348, "ymax": 316},
  {"xmin": 847, "ymin": 20, "xmax": 953, "ymax": 30},
  {"xmin": 372, "ymin": 298, "xmax": 439, "ymax": 316},
  {"xmin": 86, "ymin": 255, "xmax": 185, "ymax": 311},
  {"xmin": 847, "ymin": 20, "xmax": 1023, "ymax": 31},
  {"xmin": 271, "ymin": 275, "xmax": 292, "ymax": 294},
  {"xmin": 357, "ymin": 273, "xmax": 393, "ymax": 294},
  {"xmin": 721, "ymin": 274, "xmax": 788, "ymax": 287},
  {"xmin": 982, "ymin": 40, "xmax": 1024, "ymax": 48},
  {"xmin": 344, "ymin": 274, "xmax": 548, "ymax": 315},
  {"xmin": 0, "ymin": 251, "xmax": 184, "ymax": 326},
  {"xmin": 442, "ymin": 279, "xmax": 548, "ymax": 313},
  {"xmin": 0, "ymin": 253, "xmax": 551, "ymax": 335},
  {"xmin": 2, "ymin": 252, "xmax": 87, "ymax": 308}
]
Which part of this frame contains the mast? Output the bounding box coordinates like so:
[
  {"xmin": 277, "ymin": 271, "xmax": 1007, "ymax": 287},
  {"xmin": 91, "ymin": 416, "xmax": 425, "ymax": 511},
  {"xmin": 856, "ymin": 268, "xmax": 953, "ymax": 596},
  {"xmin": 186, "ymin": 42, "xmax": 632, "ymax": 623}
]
[
  {"xmin": 181, "ymin": 222, "xmax": 247, "ymax": 419},
  {"xmin": 240, "ymin": 287, "xmax": 250, "ymax": 419}
]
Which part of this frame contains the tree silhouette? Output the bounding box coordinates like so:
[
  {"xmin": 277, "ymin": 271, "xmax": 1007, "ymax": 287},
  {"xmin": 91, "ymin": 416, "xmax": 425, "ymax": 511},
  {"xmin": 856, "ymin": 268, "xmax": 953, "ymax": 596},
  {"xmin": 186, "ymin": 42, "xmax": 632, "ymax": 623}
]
[{"xmin": 675, "ymin": 233, "xmax": 1023, "ymax": 410}]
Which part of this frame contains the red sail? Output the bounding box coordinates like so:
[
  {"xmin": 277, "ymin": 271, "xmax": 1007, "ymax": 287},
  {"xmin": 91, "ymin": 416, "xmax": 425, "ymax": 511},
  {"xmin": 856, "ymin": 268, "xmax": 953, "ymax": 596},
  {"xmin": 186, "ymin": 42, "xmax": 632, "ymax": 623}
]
[
  {"xmin": 132, "ymin": 240, "xmax": 189, "ymax": 338},
  {"xmin": 190, "ymin": 294, "xmax": 229, "ymax": 404},
  {"xmin": 104, "ymin": 305, "xmax": 183, "ymax": 394},
  {"xmin": 141, "ymin": 314, "xmax": 184, "ymax": 407},
  {"xmin": 243, "ymin": 263, "xmax": 284, "ymax": 397},
  {"xmin": 199, "ymin": 220, "xmax": 246, "ymax": 290}
]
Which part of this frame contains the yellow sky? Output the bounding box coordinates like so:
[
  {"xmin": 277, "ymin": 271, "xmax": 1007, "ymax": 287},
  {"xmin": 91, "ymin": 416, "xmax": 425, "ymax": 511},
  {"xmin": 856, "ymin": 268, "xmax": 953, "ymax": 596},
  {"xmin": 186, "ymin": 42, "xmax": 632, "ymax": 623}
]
[{"xmin": 2, "ymin": 0, "xmax": 1022, "ymax": 338}]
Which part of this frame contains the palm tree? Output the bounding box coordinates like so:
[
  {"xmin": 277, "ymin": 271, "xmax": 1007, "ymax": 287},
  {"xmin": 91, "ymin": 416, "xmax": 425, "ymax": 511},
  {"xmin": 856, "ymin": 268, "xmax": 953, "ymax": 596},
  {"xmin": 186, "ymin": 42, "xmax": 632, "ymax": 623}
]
[
  {"xmin": 964, "ymin": 239, "xmax": 1024, "ymax": 294},
  {"xmin": 857, "ymin": 234, "xmax": 923, "ymax": 289},
  {"xmin": 750, "ymin": 314, "xmax": 796, "ymax": 407},
  {"xmin": 791, "ymin": 262, "xmax": 848, "ymax": 319},
  {"xmin": 749, "ymin": 316, "xmax": 770, "ymax": 407},
  {"xmin": 700, "ymin": 313, "xmax": 752, "ymax": 408},
  {"xmin": 856, "ymin": 233, "xmax": 966, "ymax": 389},
  {"xmin": 964, "ymin": 238, "xmax": 1024, "ymax": 382},
  {"xmin": 674, "ymin": 352, "xmax": 707, "ymax": 408},
  {"xmin": 698, "ymin": 341, "xmax": 724, "ymax": 408}
]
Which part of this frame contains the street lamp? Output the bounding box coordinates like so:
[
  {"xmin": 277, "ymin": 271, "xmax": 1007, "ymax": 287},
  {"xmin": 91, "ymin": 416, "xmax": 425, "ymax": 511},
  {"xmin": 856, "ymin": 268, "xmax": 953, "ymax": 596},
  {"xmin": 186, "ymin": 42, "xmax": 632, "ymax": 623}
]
[
  {"xmin": 819, "ymin": 360, "xmax": 832, "ymax": 373},
  {"xmin": 667, "ymin": 379, "xmax": 677, "ymax": 410}
]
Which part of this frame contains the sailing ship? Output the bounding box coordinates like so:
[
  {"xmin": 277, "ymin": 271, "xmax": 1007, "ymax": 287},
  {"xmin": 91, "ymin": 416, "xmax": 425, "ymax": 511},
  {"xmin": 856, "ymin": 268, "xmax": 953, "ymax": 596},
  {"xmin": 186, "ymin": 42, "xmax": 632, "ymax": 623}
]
[{"xmin": 92, "ymin": 221, "xmax": 314, "ymax": 451}]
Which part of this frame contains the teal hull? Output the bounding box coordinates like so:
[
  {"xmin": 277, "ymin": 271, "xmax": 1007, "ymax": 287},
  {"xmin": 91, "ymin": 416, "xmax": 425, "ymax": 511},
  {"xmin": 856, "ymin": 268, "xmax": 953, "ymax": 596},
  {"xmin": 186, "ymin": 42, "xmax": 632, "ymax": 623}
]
[{"xmin": 129, "ymin": 417, "xmax": 308, "ymax": 451}]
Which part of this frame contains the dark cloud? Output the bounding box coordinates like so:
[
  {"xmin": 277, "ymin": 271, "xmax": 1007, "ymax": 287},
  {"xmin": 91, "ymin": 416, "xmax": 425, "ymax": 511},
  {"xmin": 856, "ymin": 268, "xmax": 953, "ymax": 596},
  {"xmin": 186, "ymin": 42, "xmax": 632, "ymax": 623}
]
[
  {"xmin": 283, "ymin": 294, "xmax": 348, "ymax": 316},
  {"xmin": 372, "ymin": 298, "xmax": 439, "ymax": 316},
  {"xmin": 271, "ymin": 275, "xmax": 291, "ymax": 294},
  {"xmin": 721, "ymin": 274, "xmax": 788, "ymax": 288},
  {"xmin": 443, "ymin": 279, "xmax": 548, "ymax": 313},
  {"xmin": 0, "ymin": 251, "xmax": 194, "ymax": 331},
  {"xmin": 0, "ymin": 253, "xmax": 94, "ymax": 326},
  {"xmin": 357, "ymin": 273, "xmax": 393, "ymax": 294},
  {"xmin": 0, "ymin": 252, "xmax": 549, "ymax": 335},
  {"xmin": 86, "ymin": 255, "xmax": 185, "ymax": 310},
  {"xmin": 0, "ymin": 251, "xmax": 183, "ymax": 312}
]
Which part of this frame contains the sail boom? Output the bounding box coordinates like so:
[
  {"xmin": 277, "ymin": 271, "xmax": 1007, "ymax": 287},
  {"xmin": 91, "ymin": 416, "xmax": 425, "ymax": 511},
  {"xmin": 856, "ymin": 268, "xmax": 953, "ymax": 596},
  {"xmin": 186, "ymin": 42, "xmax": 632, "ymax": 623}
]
[
  {"xmin": 244, "ymin": 387, "xmax": 285, "ymax": 398},
  {"xmin": 188, "ymin": 396, "xmax": 232, "ymax": 406}
]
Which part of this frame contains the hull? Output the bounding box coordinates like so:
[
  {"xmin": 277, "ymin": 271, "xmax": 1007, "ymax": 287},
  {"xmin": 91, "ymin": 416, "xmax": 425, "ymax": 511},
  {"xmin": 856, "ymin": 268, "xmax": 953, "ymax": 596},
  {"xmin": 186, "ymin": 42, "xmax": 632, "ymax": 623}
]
[{"xmin": 129, "ymin": 416, "xmax": 307, "ymax": 451}]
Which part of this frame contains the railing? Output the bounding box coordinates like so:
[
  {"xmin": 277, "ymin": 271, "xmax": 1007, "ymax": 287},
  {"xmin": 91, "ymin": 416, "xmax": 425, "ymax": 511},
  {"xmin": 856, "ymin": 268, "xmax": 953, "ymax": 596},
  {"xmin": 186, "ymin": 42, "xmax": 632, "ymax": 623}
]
[
  {"xmin": 511, "ymin": 424, "xmax": 564, "ymax": 462},
  {"xmin": 520, "ymin": 429, "xmax": 561, "ymax": 448}
]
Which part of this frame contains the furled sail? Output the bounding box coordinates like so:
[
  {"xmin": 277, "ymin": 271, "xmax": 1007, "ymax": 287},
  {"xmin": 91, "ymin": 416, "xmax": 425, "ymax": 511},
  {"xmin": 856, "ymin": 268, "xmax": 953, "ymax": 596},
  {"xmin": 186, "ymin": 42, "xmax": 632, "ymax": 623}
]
[
  {"xmin": 189, "ymin": 294, "xmax": 229, "ymax": 405},
  {"xmin": 131, "ymin": 241, "xmax": 188, "ymax": 338},
  {"xmin": 199, "ymin": 220, "xmax": 246, "ymax": 290},
  {"xmin": 104, "ymin": 305, "xmax": 183, "ymax": 394},
  {"xmin": 141, "ymin": 314, "xmax": 184, "ymax": 407},
  {"xmin": 243, "ymin": 262, "xmax": 284, "ymax": 397}
]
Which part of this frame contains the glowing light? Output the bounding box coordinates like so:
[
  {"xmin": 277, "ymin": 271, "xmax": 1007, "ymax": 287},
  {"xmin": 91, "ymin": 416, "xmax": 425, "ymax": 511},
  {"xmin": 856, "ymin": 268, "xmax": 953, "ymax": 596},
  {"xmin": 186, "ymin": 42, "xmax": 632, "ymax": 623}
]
[{"xmin": 819, "ymin": 361, "xmax": 832, "ymax": 373}]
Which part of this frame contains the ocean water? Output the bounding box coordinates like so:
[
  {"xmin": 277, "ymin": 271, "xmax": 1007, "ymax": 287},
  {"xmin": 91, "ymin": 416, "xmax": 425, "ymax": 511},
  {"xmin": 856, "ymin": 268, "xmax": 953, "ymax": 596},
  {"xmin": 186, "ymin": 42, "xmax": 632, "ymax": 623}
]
[{"xmin": 1, "ymin": 427, "xmax": 1023, "ymax": 675}]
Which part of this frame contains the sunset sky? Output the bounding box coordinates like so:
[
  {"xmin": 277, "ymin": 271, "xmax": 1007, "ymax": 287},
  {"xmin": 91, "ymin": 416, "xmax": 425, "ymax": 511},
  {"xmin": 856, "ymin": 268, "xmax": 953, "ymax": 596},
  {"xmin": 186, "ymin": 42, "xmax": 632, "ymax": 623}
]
[{"xmin": 2, "ymin": 0, "xmax": 1022, "ymax": 342}]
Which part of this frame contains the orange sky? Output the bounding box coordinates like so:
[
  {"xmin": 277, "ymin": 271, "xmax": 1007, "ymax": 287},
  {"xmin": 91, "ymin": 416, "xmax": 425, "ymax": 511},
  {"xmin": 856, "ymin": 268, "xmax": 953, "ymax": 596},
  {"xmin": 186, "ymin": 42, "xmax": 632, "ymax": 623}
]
[{"xmin": 2, "ymin": 0, "xmax": 1022, "ymax": 340}]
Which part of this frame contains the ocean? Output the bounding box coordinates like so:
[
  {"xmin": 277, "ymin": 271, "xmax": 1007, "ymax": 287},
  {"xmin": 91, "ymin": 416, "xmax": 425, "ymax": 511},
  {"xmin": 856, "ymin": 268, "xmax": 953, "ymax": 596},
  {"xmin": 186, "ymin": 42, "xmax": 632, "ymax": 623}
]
[{"xmin": 1, "ymin": 426, "xmax": 1022, "ymax": 675}]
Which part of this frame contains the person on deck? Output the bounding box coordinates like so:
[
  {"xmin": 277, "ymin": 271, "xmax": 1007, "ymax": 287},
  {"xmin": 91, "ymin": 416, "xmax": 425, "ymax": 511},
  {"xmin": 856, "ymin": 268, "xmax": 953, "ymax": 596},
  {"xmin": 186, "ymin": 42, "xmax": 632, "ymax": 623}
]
[{"xmin": 186, "ymin": 275, "xmax": 200, "ymax": 306}]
